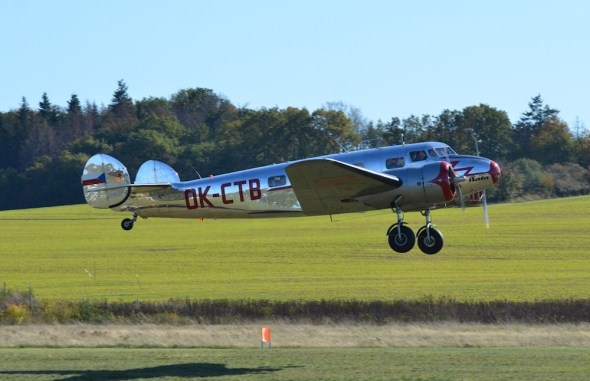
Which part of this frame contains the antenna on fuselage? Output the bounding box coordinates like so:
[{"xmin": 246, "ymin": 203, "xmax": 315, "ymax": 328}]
[
  {"xmin": 334, "ymin": 139, "xmax": 348, "ymax": 152},
  {"xmin": 190, "ymin": 165, "xmax": 203, "ymax": 179},
  {"xmin": 401, "ymin": 134, "xmax": 405, "ymax": 147}
]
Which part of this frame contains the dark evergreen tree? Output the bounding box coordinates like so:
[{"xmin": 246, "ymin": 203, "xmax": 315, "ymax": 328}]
[
  {"xmin": 513, "ymin": 95, "xmax": 559, "ymax": 159},
  {"xmin": 62, "ymin": 94, "xmax": 85, "ymax": 143},
  {"xmin": 38, "ymin": 92, "xmax": 60, "ymax": 125},
  {"xmin": 15, "ymin": 97, "xmax": 34, "ymax": 169},
  {"xmin": 83, "ymin": 101, "xmax": 101, "ymax": 136},
  {"xmin": 67, "ymin": 93, "xmax": 82, "ymax": 114},
  {"xmin": 100, "ymin": 80, "xmax": 138, "ymax": 142},
  {"xmin": 109, "ymin": 79, "xmax": 134, "ymax": 118}
]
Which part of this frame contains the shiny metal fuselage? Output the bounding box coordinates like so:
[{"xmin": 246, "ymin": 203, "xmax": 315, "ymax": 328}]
[{"xmin": 118, "ymin": 142, "xmax": 498, "ymax": 219}]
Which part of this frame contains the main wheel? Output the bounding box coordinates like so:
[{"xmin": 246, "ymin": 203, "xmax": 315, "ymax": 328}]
[
  {"xmin": 387, "ymin": 224, "xmax": 416, "ymax": 253},
  {"xmin": 417, "ymin": 227, "xmax": 444, "ymax": 255},
  {"xmin": 121, "ymin": 218, "xmax": 134, "ymax": 231}
]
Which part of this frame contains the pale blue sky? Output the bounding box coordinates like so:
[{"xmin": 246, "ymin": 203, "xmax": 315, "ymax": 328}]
[{"xmin": 1, "ymin": 0, "xmax": 588, "ymax": 128}]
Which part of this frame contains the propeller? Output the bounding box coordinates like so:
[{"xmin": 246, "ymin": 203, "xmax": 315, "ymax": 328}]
[
  {"xmin": 472, "ymin": 134, "xmax": 491, "ymax": 229},
  {"xmin": 449, "ymin": 166, "xmax": 466, "ymax": 211},
  {"xmin": 442, "ymin": 149, "xmax": 466, "ymax": 212},
  {"xmin": 444, "ymin": 143, "xmax": 490, "ymax": 227},
  {"xmin": 481, "ymin": 190, "xmax": 490, "ymax": 229}
]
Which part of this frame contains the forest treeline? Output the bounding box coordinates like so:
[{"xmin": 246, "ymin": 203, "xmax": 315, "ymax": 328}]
[{"xmin": 1, "ymin": 80, "xmax": 589, "ymax": 210}]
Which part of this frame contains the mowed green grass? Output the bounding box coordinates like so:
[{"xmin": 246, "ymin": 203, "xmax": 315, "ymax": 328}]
[
  {"xmin": 0, "ymin": 347, "xmax": 589, "ymax": 381},
  {"xmin": 0, "ymin": 196, "xmax": 589, "ymax": 302}
]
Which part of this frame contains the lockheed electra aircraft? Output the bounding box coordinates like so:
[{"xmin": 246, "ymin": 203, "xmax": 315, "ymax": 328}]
[{"xmin": 81, "ymin": 142, "xmax": 501, "ymax": 255}]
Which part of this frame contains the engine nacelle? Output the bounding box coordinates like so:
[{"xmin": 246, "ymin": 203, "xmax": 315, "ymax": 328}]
[{"xmin": 391, "ymin": 161, "xmax": 456, "ymax": 210}]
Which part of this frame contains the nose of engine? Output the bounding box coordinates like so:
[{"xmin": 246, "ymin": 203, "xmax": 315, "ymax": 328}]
[{"xmin": 489, "ymin": 160, "xmax": 501, "ymax": 184}]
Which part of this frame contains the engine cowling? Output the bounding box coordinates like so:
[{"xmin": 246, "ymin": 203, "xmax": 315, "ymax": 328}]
[
  {"xmin": 391, "ymin": 161, "xmax": 457, "ymax": 210},
  {"xmin": 423, "ymin": 161, "xmax": 457, "ymax": 203}
]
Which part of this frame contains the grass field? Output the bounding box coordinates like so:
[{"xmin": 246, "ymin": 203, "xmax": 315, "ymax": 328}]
[
  {"xmin": 1, "ymin": 347, "xmax": 589, "ymax": 381},
  {"xmin": 1, "ymin": 196, "xmax": 589, "ymax": 302},
  {"xmin": 1, "ymin": 197, "xmax": 590, "ymax": 380}
]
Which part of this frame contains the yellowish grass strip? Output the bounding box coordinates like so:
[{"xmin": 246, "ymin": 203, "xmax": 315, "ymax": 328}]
[{"xmin": 2, "ymin": 323, "xmax": 589, "ymax": 348}]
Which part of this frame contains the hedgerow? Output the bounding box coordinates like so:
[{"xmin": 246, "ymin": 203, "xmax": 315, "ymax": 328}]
[{"xmin": 1, "ymin": 289, "xmax": 589, "ymax": 325}]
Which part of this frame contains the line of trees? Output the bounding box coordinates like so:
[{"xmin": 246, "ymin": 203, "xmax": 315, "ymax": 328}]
[{"xmin": 0, "ymin": 80, "xmax": 589, "ymax": 210}]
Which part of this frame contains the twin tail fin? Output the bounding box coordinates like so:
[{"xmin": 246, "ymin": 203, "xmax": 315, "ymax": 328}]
[{"xmin": 81, "ymin": 154, "xmax": 179, "ymax": 209}]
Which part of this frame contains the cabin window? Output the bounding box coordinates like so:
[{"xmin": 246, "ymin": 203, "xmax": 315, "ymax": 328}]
[
  {"xmin": 410, "ymin": 150, "xmax": 427, "ymax": 162},
  {"xmin": 268, "ymin": 175, "xmax": 286, "ymax": 187},
  {"xmin": 386, "ymin": 157, "xmax": 405, "ymax": 169}
]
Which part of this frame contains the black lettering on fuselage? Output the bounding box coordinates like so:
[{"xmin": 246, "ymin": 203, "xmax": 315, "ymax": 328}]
[{"xmin": 468, "ymin": 175, "xmax": 489, "ymax": 183}]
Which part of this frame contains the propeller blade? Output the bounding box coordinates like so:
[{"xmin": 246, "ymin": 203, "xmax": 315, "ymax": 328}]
[
  {"xmin": 481, "ymin": 190, "xmax": 490, "ymax": 229},
  {"xmin": 458, "ymin": 184, "xmax": 466, "ymax": 214}
]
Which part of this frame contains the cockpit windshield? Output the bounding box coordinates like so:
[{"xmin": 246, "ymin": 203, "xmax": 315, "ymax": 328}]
[{"xmin": 433, "ymin": 146, "xmax": 457, "ymax": 157}]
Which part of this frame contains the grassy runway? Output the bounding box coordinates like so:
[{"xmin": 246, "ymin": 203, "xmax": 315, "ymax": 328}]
[{"xmin": 1, "ymin": 196, "xmax": 589, "ymax": 301}]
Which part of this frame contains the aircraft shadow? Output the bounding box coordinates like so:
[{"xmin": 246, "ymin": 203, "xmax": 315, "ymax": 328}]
[{"xmin": 0, "ymin": 362, "xmax": 285, "ymax": 380}]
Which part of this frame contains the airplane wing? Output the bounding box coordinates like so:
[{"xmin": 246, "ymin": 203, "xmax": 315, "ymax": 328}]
[{"xmin": 285, "ymin": 158, "xmax": 402, "ymax": 215}]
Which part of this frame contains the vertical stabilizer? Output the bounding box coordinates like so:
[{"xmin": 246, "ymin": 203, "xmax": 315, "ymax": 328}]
[{"xmin": 81, "ymin": 154, "xmax": 131, "ymax": 209}]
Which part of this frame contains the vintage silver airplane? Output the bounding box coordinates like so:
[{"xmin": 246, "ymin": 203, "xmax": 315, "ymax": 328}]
[{"xmin": 81, "ymin": 141, "xmax": 501, "ymax": 255}]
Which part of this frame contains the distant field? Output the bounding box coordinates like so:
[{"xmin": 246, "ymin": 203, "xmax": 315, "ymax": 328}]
[{"xmin": 1, "ymin": 196, "xmax": 589, "ymax": 302}]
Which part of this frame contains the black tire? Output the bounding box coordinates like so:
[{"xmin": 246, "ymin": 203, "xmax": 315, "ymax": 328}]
[
  {"xmin": 388, "ymin": 225, "xmax": 415, "ymax": 253},
  {"xmin": 417, "ymin": 227, "xmax": 444, "ymax": 255},
  {"xmin": 121, "ymin": 218, "xmax": 134, "ymax": 231}
]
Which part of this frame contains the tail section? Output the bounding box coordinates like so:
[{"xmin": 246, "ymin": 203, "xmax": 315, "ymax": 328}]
[
  {"xmin": 81, "ymin": 154, "xmax": 131, "ymax": 209},
  {"xmin": 135, "ymin": 160, "xmax": 180, "ymax": 184}
]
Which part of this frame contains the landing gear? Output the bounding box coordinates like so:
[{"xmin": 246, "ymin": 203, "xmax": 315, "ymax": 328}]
[
  {"xmin": 415, "ymin": 210, "xmax": 444, "ymax": 255},
  {"xmin": 386, "ymin": 207, "xmax": 444, "ymax": 255},
  {"xmin": 386, "ymin": 207, "xmax": 415, "ymax": 253},
  {"xmin": 121, "ymin": 213, "xmax": 138, "ymax": 231},
  {"xmin": 417, "ymin": 228, "xmax": 443, "ymax": 255},
  {"xmin": 387, "ymin": 224, "xmax": 415, "ymax": 253}
]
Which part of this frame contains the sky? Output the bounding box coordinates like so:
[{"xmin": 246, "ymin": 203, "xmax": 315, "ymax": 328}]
[{"xmin": 1, "ymin": 0, "xmax": 589, "ymax": 129}]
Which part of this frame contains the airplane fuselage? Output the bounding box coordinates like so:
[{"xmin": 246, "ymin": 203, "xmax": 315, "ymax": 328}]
[{"xmin": 112, "ymin": 142, "xmax": 499, "ymax": 219}]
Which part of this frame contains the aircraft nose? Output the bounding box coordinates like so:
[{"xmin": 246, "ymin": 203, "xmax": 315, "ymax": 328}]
[{"xmin": 489, "ymin": 160, "xmax": 501, "ymax": 183}]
